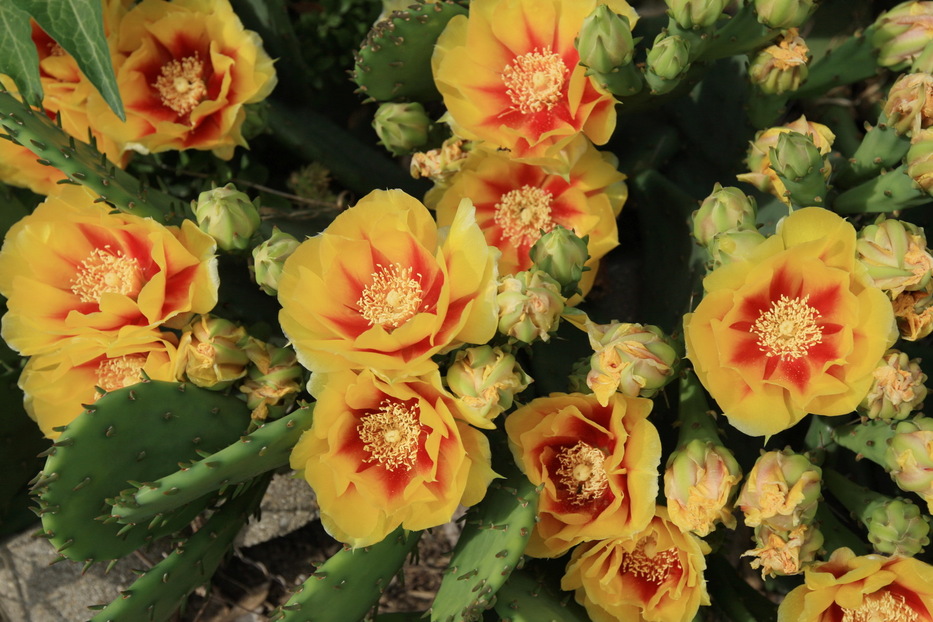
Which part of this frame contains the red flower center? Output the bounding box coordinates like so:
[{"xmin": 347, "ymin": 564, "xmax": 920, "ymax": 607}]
[
  {"xmin": 502, "ymin": 48, "xmax": 567, "ymax": 114},
  {"xmin": 358, "ymin": 399, "xmax": 423, "ymax": 471},
  {"xmin": 555, "ymin": 441, "xmax": 608, "ymax": 505},
  {"xmin": 96, "ymin": 355, "xmax": 147, "ymax": 395},
  {"xmin": 494, "ymin": 185, "xmax": 554, "ymax": 247},
  {"xmin": 71, "ymin": 247, "xmax": 144, "ymax": 303},
  {"xmin": 153, "ymin": 53, "xmax": 207, "ymax": 119},
  {"xmin": 357, "ymin": 262, "xmax": 426, "ymax": 331},
  {"xmin": 620, "ymin": 538, "xmax": 682, "ymax": 587},
  {"xmin": 750, "ymin": 294, "xmax": 823, "ymax": 360},
  {"xmin": 839, "ymin": 590, "xmax": 919, "ymax": 622}
]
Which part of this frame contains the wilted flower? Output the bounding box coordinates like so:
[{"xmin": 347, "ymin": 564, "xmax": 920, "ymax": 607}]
[
  {"xmin": 277, "ymin": 190, "xmax": 498, "ymax": 377},
  {"xmin": 238, "ymin": 338, "xmax": 303, "ymax": 421},
  {"xmin": 883, "ymin": 72, "xmax": 933, "ymax": 136},
  {"xmin": 505, "ymin": 392, "xmax": 661, "ymax": 557},
  {"xmin": 859, "ymin": 349, "xmax": 927, "ymax": 421},
  {"xmin": 496, "ymin": 270, "xmax": 565, "ymax": 344},
  {"xmin": 744, "ymin": 522, "xmax": 823, "ymax": 578},
  {"xmin": 445, "ymin": 345, "xmax": 531, "ymax": 429},
  {"xmin": 664, "ymin": 439, "xmax": 742, "ymax": 537},
  {"xmin": 251, "ymin": 228, "xmax": 301, "ymax": 296},
  {"xmin": 561, "ymin": 507, "xmax": 711, "ymax": 622},
  {"xmin": 885, "ymin": 416, "xmax": 933, "ymax": 512},
  {"xmin": 893, "ymin": 284, "xmax": 933, "ymax": 341},
  {"xmin": 872, "ymin": 1, "xmax": 933, "ymax": 70},
  {"xmin": 748, "ymin": 29, "xmax": 810, "ymax": 95},
  {"xmin": 174, "ymin": 314, "xmax": 249, "ymax": 389},
  {"xmin": 737, "ymin": 449, "xmax": 822, "ymax": 531},
  {"xmin": 857, "ymin": 216, "xmax": 933, "ymax": 298},
  {"xmin": 192, "ymin": 184, "xmax": 261, "ymax": 252}
]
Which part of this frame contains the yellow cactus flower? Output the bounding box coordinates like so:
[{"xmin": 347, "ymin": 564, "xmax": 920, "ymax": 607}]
[
  {"xmin": 684, "ymin": 208, "xmax": 896, "ymax": 437},
  {"xmin": 277, "ymin": 189, "xmax": 498, "ymax": 377},
  {"xmin": 289, "ymin": 368, "xmax": 495, "ymax": 548}
]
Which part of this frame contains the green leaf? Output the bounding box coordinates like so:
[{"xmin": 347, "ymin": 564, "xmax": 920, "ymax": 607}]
[
  {"xmin": 0, "ymin": 3, "xmax": 43, "ymax": 107},
  {"xmin": 14, "ymin": 0, "xmax": 124, "ymax": 120}
]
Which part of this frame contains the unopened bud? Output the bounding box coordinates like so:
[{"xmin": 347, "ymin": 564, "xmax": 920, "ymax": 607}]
[
  {"xmin": 708, "ymin": 229, "xmax": 767, "ymax": 268},
  {"xmin": 883, "ymin": 72, "xmax": 933, "ymax": 136},
  {"xmin": 748, "ymin": 29, "xmax": 810, "ymax": 95},
  {"xmin": 872, "ymin": 1, "xmax": 933, "ymax": 70},
  {"xmin": 529, "ymin": 225, "xmax": 590, "ymax": 298},
  {"xmin": 252, "ymin": 227, "xmax": 301, "ymax": 296},
  {"xmin": 192, "ymin": 183, "xmax": 261, "ymax": 252},
  {"xmin": 175, "ymin": 315, "xmax": 250, "ymax": 389},
  {"xmin": 753, "ymin": 0, "xmax": 818, "ymax": 29},
  {"xmin": 576, "ymin": 5, "xmax": 635, "ymax": 73},
  {"xmin": 496, "ymin": 270, "xmax": 565, "ymax": 343},
  {"xmin": 240, "ymin": 338, "xmax": 303, "ymax": 420},
  {"xmin": 770, "ymin": 131, "xmax": 824, "ymax": 182},
  {"xmin": 859, "ymin": 349, "xmax": 928, "ymax": 421},
  {"xmin": 666, "ymin": 0, "xmax": 729, "ymax": 29},
  {"xmin": 692, "ymin": 183, "xmax": 758, "ymax": 247},
  {"xmin": 908, "ymin": 127, "xmax": 933, "ymax": 194},
  {"xmin": 664, "ymin": 439, "xmax": 742, "ymax": 537},
  {"xmin": 646, "ymin": 34, "xmax": 691, "ymax": 85},
  {"xmin": 885, "ymin": 416, "xmax": 933, "ymax": 512},
  {"xmin": 864, "ymin": 497, "xmax": 931, "ymax": 556},
  {"xmin": 373, "ymin": 102, "xmax": 431, "ymax": 156},
  {"xmin": 446, "ymin": 345, "xmax": 532, "ymax": 428},
  {"xmin": 857, "ymin": 216, "xmax": 933, "ymax": 298}
]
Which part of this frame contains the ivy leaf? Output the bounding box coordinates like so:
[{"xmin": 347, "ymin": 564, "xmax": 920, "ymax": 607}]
[
  {"xmin": 0, "ymin": 3, "xmax": 42, "ymax": 108},
  {"xmin": 13, "ymin": 0, "xmax": 124, "ymax": 120}
]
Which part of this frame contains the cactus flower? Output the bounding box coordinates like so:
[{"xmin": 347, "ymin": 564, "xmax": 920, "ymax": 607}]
[
  {"xmin": 748, "ymin": 29, "xmax": 810, "ymax": 95},
  {"xmin": 445, "ymin": 345, "xmax": 531, "ymax": 428},
  {"xmin": 372, "ymin": 102, "xmax": 432, "ymax": 156},
  {"xmin": 777, "ymin": 547, "xmax": 933, "ymax": 622},
  {"xmin": 872, "ymin": 1, "xmax": 933, "ymax": 70},
  {"xmin": 561, "ymin": 507, "xmax": 711, "ymax": 622},
  {"xmin": 496, "ymin": 270, "xmax": 565, "ymax": 344},
  {"xmin": 691, "ymin": 183, "xmax": 758, "ymax": 248},
  {"xmin": 737, "ymin": 449, "xmax": 822, "ymax": 531},
  {"xmin": 664, "ymin": 439, "xmax": 742, "ymax": 537},
  {"xmin": 883, "ymin": 72, "xmax": 933, "ymax": 136},
  {"xmin": 885, "ymin": 416, "xmax": 933, "ymax": 512},
  {"xmin": 505, "ymin": 392, "xmax": 661, "ymax": 557},
  {"xmin": 859, "ymin": 349, "xmax": 927, "ymax": 421},
  {"xmin": 174, "ymin": 314, "xmax": 250, "ymax": 389},
  {"xmin": 684, "ymin": 208, "xmax": 896, "ymax": 437},
  {"xmin": 743, "ymin": 522, "xmax": 823, "ymax": 578},
  {"xmin": 251, "ymin": 227, "xmax": 301, "ymax": 296},
  {"xmin": 856, "ymin": 216, "xmax": 933, "ymax": 299},
  {"xmin": 193, "ymin": 184, "xmax": 261, "ymax": 252}
]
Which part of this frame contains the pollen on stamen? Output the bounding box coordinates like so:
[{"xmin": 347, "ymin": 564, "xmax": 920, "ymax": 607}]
[
  {"xmin": 619, "ymin": 538, "xmax": 682, "ymax": 585},
  {"xmin": 358, "ymin": 400, "xmax": 423, "ymax": 471},
  {"xmin": 555, "ymin": 441, "xmax": 609, "ymax": 505},
  {"xmin": 501, "ymin": 47, "xmax": 568, "ymax": 114},
  {"xmin": 751, "ymin": 294, "xmax": 823, "ymax": 360},
  {"xmin": 357, "ymin": 262, "xmax": 426, "ymax": 331},
  {"xmin": 494, "ymin": 185, "xmax": 555, "ymax": 247},
  {"xmin": 153, "ymin": 53, "xmax": 207, "ymax": 118},
  {"xmin": 841, "ymin": 590, "xmax": 919, "ymax": 622},
  {"xmin": 71, "ymin": 246, "xmax": 144, "ymax": 303},
  {"xmin": 96, "ymin": 355, "xmax": 147, "ymax": 396}
]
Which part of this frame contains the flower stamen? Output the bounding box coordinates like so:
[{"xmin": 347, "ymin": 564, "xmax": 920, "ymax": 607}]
[
  {"xmin": 556, "ymin": 441, "xmax": 609, "ymax": 504},
  {"xmin": 620, "ymin": 538, "xmax": 682, "ymax": 585},
  {"xmin": 501, "ymin": 48, "xmax": 567, "ymax": 114},
  {"xmin": 96, "ymin": 355, "xmax": 147, "ymax": 395},
  {"xmin": 751, "ymin": 294, "xmax": 823, "ymax": 360},
  {"xmin": 71, "ymin": 246, "xmax": 144, "ymax": 303},
  {"xmin": 840, "ymin": 590, "xmax": 919, "ymax": 622},
  {"xmin": 494, "ymin": 185, "xmax": 554, "ymax": 248},
  {"xmin": 357, "ymin": 263, "xmax": 426, "ymax": 331},
  {"xmin": 358, "ymin": 399, "xmax": 422, "ymax": 471},
  {"xmin": 154, "ymin": 53, "xmax": 207, "ymax": 118}
]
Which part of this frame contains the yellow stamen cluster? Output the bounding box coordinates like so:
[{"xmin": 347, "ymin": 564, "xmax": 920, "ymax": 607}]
[
  {"xmin": 153, "ymin": 54, "xmax": 207, "ymax": 118},
  {"xmin": 96, "ymin": 355, "xmax": 147, "ymax": 394},
  {"xmin": 619, "ymin": 538, "xmax": 681, "ymax": 585},
  {"xmin": 494, "ymin": 185, "xmax": 554, "ymax": 247},
  {"xmin": 358, "ymin": 400, "xmax": 422, "ymax": 471},
  {"xmin": 357, "ymin": 263, "xmax": 426, "ymax": 331},
  {"xmin": 840, "ymin": 591, "xmax": 919, "ymax": 622},
  {"xmin": 751, "ymin": 294, "xmax": 823, "ymax": 360},
  {"xmin": 71, "ymin": 246, "xmax": 143, "ymax": 303},
  {"xmin": 502, "ymin": 48, "xmax": 567, "ymax": 114},
  {"xmin": 556, "ymin": 441, "xmax": 609, "ymax": 504}
]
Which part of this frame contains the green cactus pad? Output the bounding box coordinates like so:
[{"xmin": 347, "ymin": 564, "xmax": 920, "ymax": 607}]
[
  {"xmin": 89, "ymin": 476, "xmax": 269, "ymax": 622},
  {"xmin": 494, "ymin": 567, "xmax": 590, "ymax": 622},
  {"xmin": 430, "ymin": 454, "xmax": 537, "ymax": 622},
  {"xmin": 32, "ymin": 380, "xmax": 251, "ymax": 564},
  {"xmin": 111, "ymin": 405, "xmax": 314, "ymax": 525},
  {"xmin": 270, "ymin": 528, "xmax": 422, "ymax": 622},
  {"xmin": 351, "ymin": 1, "xmax": 467, "ymax": 102}
]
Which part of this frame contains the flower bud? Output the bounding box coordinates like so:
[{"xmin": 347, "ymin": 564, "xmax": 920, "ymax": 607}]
[
  {"xmin": 770, "ymin": 130, "xmax": 824, "ymax": 182},
  {"xmin": 753, "ymin": 0, "xmax": 818, "ymax": 29},
  {"xmin": 894, "ymin": 285, "xmax": 933, "ymax": 341},
  {"xmin": 575, "ymin": 5, "xmax": 635, "ymax": 73},
  {"xmin": 859, "ymin": 349, "xmax": 928, "ymax": 421},
  {"xmin": 857, "ymin": 216, "xmax": 933, "ymax": 298},
  {"xmin": 864, "ymin": 497, "xmax": 931, "ymax": 556},
  {"xmin": 748, "ymin": 29, "xmax": 810, "ymax": 95},
  {"xmin": 885, "ymin": 416, "xmax": 933, "ymax": 512},
  {"xmin": 446, "ymin": 345, "xmax": 532, "ymax": 428},
  {"xmin": 192, "ymin": 183, "xmax": 261, "ymax": 252},
  {"xmin": 175, "ymin": 315, "xmax": 250, "ymax": 389},
  {"xmin": 737, "ymin": 449, "xmax": 822, "ymax": 531},
  {"xmin": 239, "ymin": 338, "xmax": 303, "ymax": 420},
  {"xmin": 666, "ymin": 0, "xmax": 729, "ymax": 29},
  {"xmin": 908, "ymin": 127, "xmax": 933, "ymax": 195},
  {"xmin": 252, "ymin": 227, "xmax": 301, "ymax": 295},
  {"xmin": 708, "ymin": 229, "xmax": 768, "ymax": 268},
  {"xmin": 584, "ymin": 320, "xmax": 680, "ymax": 404},
  {"xmin": 872, "ymin": 1, "xmax": 933, "ymax": 70},
  {"xmin": 691, "ymin": 183, "xmax": 758, "ymax": 247},
  {"xmin": 743, "ymin": 523, "xmax": 823, "ymax": 578},
  {"xmin": 664, "ymin": 439, "xmax": 742, "ymax": 537},
  {"xmin": 883, "ymin": 72, "xmax": 933, "ymax": 137},
  {"xmin": 496, "ymin": 270, "xmax": 565, "ymax": 343},
  {"xmin": 529, "ymin": 225, "xmax": 590, "ymax": 298},
  {"xmin": 373, "ymin": 102, "xmax": 432, "ymax": 156},
  {"xmin": 646, "ymin": 34, "xmax": 691, "ymax": 83}
]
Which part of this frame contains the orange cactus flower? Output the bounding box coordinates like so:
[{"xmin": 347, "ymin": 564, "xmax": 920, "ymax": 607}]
[
  {"xmin": 432, "ymin": 0, "xmax": 637, "ymax": 167},
  {"xmin": 277, "ymin": 189, "xmax": 498, "ymax": 377},
  {"xmin": 18, "ymin": 328, "xmax": 178, "ymax": 439},
  {"xmin": 433, "ymin": 139, "xmax": 624, "ymax": 293},
  {"xmin": 562, "ymin": 506, "xmax": 711, "ymax": 622},
  {"xmin": 684, "ymin": 207, "xmax": 896, "ymax": 437},
  {"xmin": 778, "ymin": 547, "xmax": 933, "ymax": 622},
  {"xmin": 0, "ymin": 185, "xmax": 218, "ymax": 356},
  {"xmin": 88, "ymin": 0, "xmax": 276, "ymax": 159},
  {"xmin": 504, "ymin": 392, "xmax": 661, "ymax": 558},
  {"xmin": 289, "ymin": 368, "xmax": 495, "ymax": 548}
]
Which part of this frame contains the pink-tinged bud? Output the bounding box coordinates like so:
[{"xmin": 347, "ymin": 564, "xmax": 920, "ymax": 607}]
[
  {"xmin": 872, "ymin": 1, "xmax": 933, "ymax": 70},
  {"xmin": 737, "ymin": 449, "xmax": 822, "ymax": 531},
  {"xmin": 175, "ymin": 315, "xmax": 250, "ymax": 390},
  {"xmin": 885, "ymin": 416, "xmax": 933, "ymax": 512},
  {"xmin": 908, "ymin": 127, "xmax": 933, "ymax": 195},
  {"xmin": 583, "ymin": 320, "xmax": 680, "ymax": 404},
  {"xmin": 664, "ymin": 439, "xmax": 742, "ymax": 537},
  {"xmin": 239, "ymin": 338, "xmax": 303, "ymax": 420},
  {"xmin": 742, "ymin": 523, "xmax": 823, "ymax": 578},
  {"xmin": 691, "ymin": 183, "xmax": 758, "ymax": 247},
  {"xmin": 893, "ymin": 285, "xmax": 933, "ymax": 341},
  {"xmin": 445, "ymin": 345, "xmax": 532, "ymax": 428},
  {"xmin": 859, "ymin": 349, "xmax": 928, "ymax": 421},
  {"xmin": 884, "ymin": 72, "xmax": 933, "ymax": 136},
  {"xmin": 747, "ymin": 29, "xmax": 810, "ymax": 95},
  {"xmin": 857, "ymin": 216, "xmax": 933, "ymax": 298},
  {"xmin": 496, "ymin": 270, "xmax": 565, "ymax": 344}
]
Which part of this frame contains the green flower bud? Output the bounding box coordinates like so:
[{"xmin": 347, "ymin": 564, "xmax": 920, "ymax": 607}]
[
  {"xmin": 252, "ymin": 227, "xmax": 301, "ymax": 296},
  {"xmin": 883, "ymin": 72, "xmax": 933, "ymax": 137},
  {"xmin": 753, "ymin": 0, "xmax": 818, "ymax": 29},
  {"xmin": 175, "ymin": 315, "xmax": 250, "ymax": 390},
  {"xmin": 864, "ymin": 497, "xmax": 931, "ymax": 556},
  {"xmin": 894, "ymin": 284, "xmax": 933, "ymax": 341},
  {"xmin": 445, "ymin": 345, "xmax": 532, "ymax": 428},
  {"xmin": 373, "ymin": 102, "xmax": 431, "ymax": 156},
  {"xmin": 908, "ymin": 127, "xmax": 933, "ymax": 195},
  {"xmin": 664, "ymin": 438, "xmax": 742, "ymax": 537},
  {"xmin": 885, "ymin": 416, "xmax": 933, "ymax": 512},
  {"xmin": 496, "ymin": 270, "xmax": 564, "ymax": 344},
  {"xmin": 747, "ymin": 29, "xmax": 810, "ymax": 95},
  {"xmin": 859, "ymin": 349, "xmax": 928, "ymax": 422},
  {"xmin": 857, "ymin": 216, "xmax": 933, "ymax": 298},
  {"xmin": 192, "ymin": 183, "xmax": 261, "ymax": 252},
  {"xmin": 529, "ymin": 225, "xmax": 590, "ymax": 298},
  {"xmin": 646, "ymin": 33, "xmax": 691, "ymax": 83},
  {"xmin": 692, "ymin": 183, "xmax": 758, "ymax": 247},
  {"xmin": 872, "ymin": 1, "xmax": 933, "ymax": 70},
  {"xmin": 576, "ymin": 5, "xmax": 635, "ymax": 73},
  {"xmin": 708, "ymin": 229, "xmax": 768, "ymax": 268},
  {"xmin": 737, "ymin": 449, "xmax": 822, "ymax": 531},
  {"xmin": 666, "ymin": 0, "xmax": 729, "ymax": 29},
  {"xmin": 239, "ymin": 338, "xmax": 303, "ymax": 421},
  {"xmin": 769, "ymin": 130, "xmax": 830, "ymax": 205},
  {"xmin": 743, "ymin": 523, "xmax": 822, "ymax": 578},
  {"xmin": 584, "ymin": 320, "xmax": 680, "ymax": 403}
]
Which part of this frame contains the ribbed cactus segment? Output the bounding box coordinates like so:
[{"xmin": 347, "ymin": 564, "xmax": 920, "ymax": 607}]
[
  {"xmin": 32, "ymin": 380, "xmax": 250, "ymax": 563},
  {"xmin": 352, "ymin": 1, "xmax": 467, "ymax": 102},
  {"xmin": 837, "ymin": 116, "xmax": 910, "ymax": 186},
  {"xmin": 89, "ymin": 476, "xmax": 268, "ymax": 622},
  {"xmin": 270, "ymin": 528, "xmax": 422, "ymax": 622},
  {"xmin": 430, "ymin": 457, "xmax": 537, "ymax": 622},
  {"xmin": 0, "ymin": 90, "xmax": 178, "ymax": 222},
  {"xmin": 111, "ymin": 405, "xmax": 314, "ymax": 525},
  {"xmin": 493, "ymin": 568, "xmax": 590, "ymax": 622}
]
